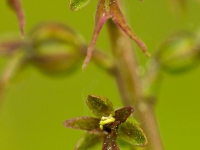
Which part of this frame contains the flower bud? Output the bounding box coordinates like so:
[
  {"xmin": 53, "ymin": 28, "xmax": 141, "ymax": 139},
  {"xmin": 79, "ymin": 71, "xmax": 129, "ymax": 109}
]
[
  {"xmin": 156, "ymin": 31, "xmax": 200, "ymax": 74},
  {"xmin": 28, "ymin": 22, "xmax": 84, "ymax": 75}
]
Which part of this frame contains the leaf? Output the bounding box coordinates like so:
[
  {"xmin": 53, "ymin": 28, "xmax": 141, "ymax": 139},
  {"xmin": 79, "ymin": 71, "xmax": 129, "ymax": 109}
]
[
  {"xmin": 114, "ymin": 106, "xmax": 134, "ymax": 123},
  {"xmin": 109, "ymin": 0, "xmax": 150, "ymax": 57},
  {"xmin": 82, "ymin": 0, "xmax": 109, "ymax": 69},
  {"xmin": 8, "ymin": 0, "xmax": 25, "ymax": 37},
  {"xmin": 75, "ymin": 132, "xmax": 103, "ymax": 150},
  {"xmin": 118, "ymin": 120, "xmax": 148, "ymax": 147},
  {"xmin": 86, "ymin": 95, "xmax": 115, "ymax": 118},
  {"xmin": 64, "ymin": 116, "xmax": 100, "ymax": 131},
  {"xmin": 69, "ymin": 0, "xmax": 91, "ymax": 11}
]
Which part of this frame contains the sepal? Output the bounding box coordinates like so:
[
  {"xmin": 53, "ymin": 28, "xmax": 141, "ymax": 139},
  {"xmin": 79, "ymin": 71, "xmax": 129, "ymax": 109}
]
[
  {"xmin": 86, "ymin": 95, "xmax": 115, "ymax": 117},
  {"xmin": 69, "ymin": 0, "xmax": 91, "ymax": 11},
  {"xmin": 64, "ymin": 116, "xmax": 100, "ymax": 131},
  {"xmin": 118, "ymin": 119, "xmax": 148, "ymax": 147}
]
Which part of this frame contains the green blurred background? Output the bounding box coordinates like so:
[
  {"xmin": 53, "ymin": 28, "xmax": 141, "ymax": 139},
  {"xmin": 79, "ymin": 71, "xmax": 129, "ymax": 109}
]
[{"xmin": 0, "ymin": 0, "xmax": 200, "ymax": 149}]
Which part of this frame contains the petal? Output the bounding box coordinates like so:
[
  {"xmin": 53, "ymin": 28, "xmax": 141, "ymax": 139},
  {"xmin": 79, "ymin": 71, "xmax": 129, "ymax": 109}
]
[
  {"xmin": 109, "ymin": 0, "xmax": 150, "ymax": 57},
  {"xmin": 118, "ymin": 120, "xmax": 148, "ymax": 147},
  {"xmin": 8, "ymin": 0, "xmax": 25, "ymax": 37},
  {"xmin": 69, "ymin": 0, "xmax": 91, "ymax": 11},
  {"xmin": 82, "ymin": 0, "xmax": 109, "ymax": 69},
  {"xmin": 63, "ymin": 116, "xmax": 100, "ymax": 131},
  {"xmin": 86, "ymin": 95, "xmax": 115, "ymax": 118},
  {"xmin": 75, "ymin": 132, "xmax": 103, "ymax": 150},
  {"xmin": 102, "ymin": 121, "xmax": 120, "ymax": 150},
  {"xmin": 114, "ymin": 106, "xmax": 134, "ymax": 123}
]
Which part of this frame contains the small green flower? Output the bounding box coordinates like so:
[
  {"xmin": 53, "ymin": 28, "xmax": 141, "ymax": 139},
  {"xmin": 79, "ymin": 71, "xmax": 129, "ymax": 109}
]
[
  {"xmin": 69, "ymin": 0, "xmax": 150, "ymax": 69},
  {"xmin": 64, "ymin": 95, "xmax": 148, "ymax": 150}
]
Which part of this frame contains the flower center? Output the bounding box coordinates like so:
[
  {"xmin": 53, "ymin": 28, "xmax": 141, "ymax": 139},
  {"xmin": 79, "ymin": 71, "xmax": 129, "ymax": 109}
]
[{"xmin": 99, "ymin": 115, "xmax": 115, "ymax": 130}]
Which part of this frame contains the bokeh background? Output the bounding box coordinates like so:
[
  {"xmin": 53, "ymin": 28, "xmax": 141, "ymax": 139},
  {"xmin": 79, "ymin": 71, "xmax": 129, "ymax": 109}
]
[{"xmin": 0, "ymin": 0, "xmax": 200, "ymax": 149}]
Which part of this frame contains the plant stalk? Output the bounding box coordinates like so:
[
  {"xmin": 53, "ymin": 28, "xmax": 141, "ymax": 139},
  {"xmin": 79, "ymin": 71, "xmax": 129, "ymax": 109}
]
[
  {"xmin": 107, "ymin": 15, "xmax": 164, "ymax": 150},
  {"xmin": 0, "ymin": 51, "xmax": 25, "ymax": 105}
]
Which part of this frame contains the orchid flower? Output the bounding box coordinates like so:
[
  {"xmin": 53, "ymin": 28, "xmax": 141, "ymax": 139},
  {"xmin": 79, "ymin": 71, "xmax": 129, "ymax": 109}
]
[{"xmin": 64, "ymin": 95, "xmax": 147, "ymax": 150}]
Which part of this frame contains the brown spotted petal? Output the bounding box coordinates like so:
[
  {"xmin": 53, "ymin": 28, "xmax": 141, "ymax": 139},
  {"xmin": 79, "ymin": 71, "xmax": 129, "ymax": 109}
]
[
  {"xmin": 118, "ymin": 119, "xmax": 148, "ymax": 147},
  {"xmin": 82, "ymin": 0, "xmax": 109, "ymax": 69},
  {"xmin": 114, "ymin": 106, "xmax": 134, "ymax": 123},
  {"xmin": 102, "ymin": 121, "xmax": 120, "ymax": 150},
  {"xmin": 110, "ymin": 0, "xmax": 150, "ymax": 57},
  {"xmin": 75, "ymin": 132, "xmax": 103, "ymax": 150},
  {"xmin": 8, "ymin": 0, "xmax": 25, "ymax": 37},
  {"xmin": 63, "ymin": 116, "xmax": 100, "ymax": 131},
  {"xmin": 86, "ymin": 95, "xmax": 115, "ymax": 118}
]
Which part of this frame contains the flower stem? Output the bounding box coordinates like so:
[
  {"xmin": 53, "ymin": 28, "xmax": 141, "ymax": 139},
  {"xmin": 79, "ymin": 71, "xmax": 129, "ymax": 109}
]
[
  {"xmin": 0, "ymin": 51, "xmax": 25, "ymax": 105},
  {"xmin": 107, "ymin": 12, "xmax": 164, "ymax": 150}
]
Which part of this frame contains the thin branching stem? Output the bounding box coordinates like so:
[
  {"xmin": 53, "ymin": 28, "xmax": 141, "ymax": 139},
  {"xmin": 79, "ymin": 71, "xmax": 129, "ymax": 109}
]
[
  {"xmin": 106, "ymin": 3, "xmax": 164, "ymax": 149},
  {"xmin": 0, "ymin": 52, "xmax": 25, "ymax": 106}
]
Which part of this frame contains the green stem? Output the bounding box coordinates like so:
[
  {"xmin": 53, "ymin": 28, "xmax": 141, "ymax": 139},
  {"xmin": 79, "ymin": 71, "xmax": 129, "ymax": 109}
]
[
  {"xmin": 107, "ymin": 18, "xmax": 164, "ymax": 150},
  {"xmin": 0, "ymin": 51, "xmax": 25, "ymax": 105}
]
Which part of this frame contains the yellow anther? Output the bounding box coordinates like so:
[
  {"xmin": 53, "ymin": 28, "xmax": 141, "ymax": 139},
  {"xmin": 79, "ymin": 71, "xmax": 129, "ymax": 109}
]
[{"xmin": 99, "ymin": 115, "xmax": 115, "ymax": 130}]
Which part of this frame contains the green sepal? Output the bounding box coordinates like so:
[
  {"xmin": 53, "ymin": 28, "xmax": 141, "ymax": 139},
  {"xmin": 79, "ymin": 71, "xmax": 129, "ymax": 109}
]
[
  {"xmin": 75, "ymin": 132, "xmax": 103, "ymax": 150},
  {"xmin": 118, "ymin": 119, "xmax": 148, "ymax": 147},
  {"xmin": 64, "ymin": 116, "xmax": 100, "ymax": 131},
  {"xmin": 86, "ymin": 95, "xmax": 115, "ymax": 118},
  {"xmin": 69, "ymin": 0, "xmax": 91, "ymax": 11}
]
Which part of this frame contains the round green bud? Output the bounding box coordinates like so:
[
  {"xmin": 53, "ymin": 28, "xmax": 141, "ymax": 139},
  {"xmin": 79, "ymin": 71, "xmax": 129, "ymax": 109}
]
[
  {"xmin": 156, "ymin": 31, "xmax": 200, "ymax": 74},
  {"xmin": 28, "ymin": 22, "xmax": 85, "ymax": 75}
]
